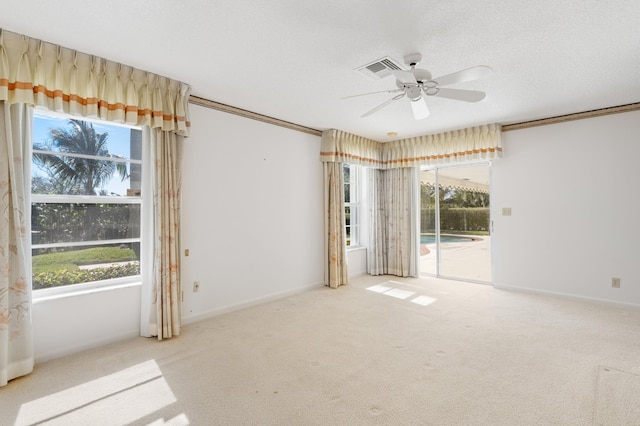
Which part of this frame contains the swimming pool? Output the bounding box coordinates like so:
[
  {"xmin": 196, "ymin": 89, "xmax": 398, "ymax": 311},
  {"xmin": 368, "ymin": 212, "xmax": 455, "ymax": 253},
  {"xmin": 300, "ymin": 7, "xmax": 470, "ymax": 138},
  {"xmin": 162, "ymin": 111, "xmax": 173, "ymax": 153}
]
[{"xmin": 420, "ymin": 235, "xmax": 478, "ymax": 244}]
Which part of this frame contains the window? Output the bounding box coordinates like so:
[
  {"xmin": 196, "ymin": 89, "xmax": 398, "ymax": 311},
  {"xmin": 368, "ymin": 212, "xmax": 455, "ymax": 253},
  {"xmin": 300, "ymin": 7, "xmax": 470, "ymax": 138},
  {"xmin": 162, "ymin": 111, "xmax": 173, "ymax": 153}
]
[
  {"xmin": 31, "ymin": 111, "xmax": 143, "ymax": 293},
  {"xmin": 343, "ymin": 163, "xmax": 360, "ymax": 247}
]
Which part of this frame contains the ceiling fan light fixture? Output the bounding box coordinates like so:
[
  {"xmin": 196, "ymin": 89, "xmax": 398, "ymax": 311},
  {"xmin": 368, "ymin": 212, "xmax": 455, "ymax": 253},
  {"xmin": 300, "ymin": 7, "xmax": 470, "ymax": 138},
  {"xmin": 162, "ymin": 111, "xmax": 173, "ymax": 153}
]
[{"xmin": 411, "ymin": 97, "xmax": 430, "ymax": 120}]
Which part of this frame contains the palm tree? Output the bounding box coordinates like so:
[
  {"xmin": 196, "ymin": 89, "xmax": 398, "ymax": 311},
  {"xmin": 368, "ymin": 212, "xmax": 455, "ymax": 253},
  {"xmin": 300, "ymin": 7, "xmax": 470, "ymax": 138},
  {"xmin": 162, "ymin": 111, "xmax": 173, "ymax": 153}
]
[
  {"xmin": 34, "ymin": 119, "xmax": 128, "ymax": 195},
  {"xmin": 448, "ymin": 189, "xmax": 489, "ymax": 208}
]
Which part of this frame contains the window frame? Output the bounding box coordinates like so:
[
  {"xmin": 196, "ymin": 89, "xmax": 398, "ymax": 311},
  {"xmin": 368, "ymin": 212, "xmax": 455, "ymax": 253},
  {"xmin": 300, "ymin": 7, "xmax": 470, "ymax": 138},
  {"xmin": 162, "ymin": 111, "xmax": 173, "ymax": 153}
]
[
  {"xmin": 344, "ymin": 163, "xmax": 361, "ymax": 248},
  {"xmin": 30, "ymin": 111, "xmax": 145, "ymax": 298}
]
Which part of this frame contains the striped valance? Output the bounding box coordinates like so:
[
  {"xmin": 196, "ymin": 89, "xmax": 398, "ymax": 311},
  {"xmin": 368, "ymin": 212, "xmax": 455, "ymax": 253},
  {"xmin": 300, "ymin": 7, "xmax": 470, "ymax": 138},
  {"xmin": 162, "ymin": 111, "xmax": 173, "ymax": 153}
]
[
  {"xmin": 0, "ymin": 28, "xmax": 190, "ymax": 136},
  {"xmin": 320, "ymin": 129, "xmax": 381, "ymax": 166},
  {"xmin": 321, "ymin": 124, "xmax": 502, "ymax": 169}
]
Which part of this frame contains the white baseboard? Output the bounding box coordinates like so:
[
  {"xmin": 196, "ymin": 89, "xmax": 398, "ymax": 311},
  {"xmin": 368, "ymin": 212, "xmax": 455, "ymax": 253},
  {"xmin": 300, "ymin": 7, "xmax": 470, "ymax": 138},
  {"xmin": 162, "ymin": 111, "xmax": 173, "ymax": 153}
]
[
  {"xmin": 493, "ymin": 283, "xmax": 640, "ymax": 309},
  {"xmin": 181, "ymin": 281, "xmax": 325, "ymax": 325}
]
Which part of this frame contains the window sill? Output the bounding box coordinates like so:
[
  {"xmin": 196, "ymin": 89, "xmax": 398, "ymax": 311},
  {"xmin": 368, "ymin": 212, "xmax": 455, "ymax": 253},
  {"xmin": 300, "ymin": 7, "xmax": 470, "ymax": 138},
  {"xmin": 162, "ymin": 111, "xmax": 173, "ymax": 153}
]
[
  {"xmin": 347, "ymin": 245, "xmax": 366, "ymax": 252},
  {"xmin": 33, "ymin": 280, "xmax": 142, "ymax": 303}
]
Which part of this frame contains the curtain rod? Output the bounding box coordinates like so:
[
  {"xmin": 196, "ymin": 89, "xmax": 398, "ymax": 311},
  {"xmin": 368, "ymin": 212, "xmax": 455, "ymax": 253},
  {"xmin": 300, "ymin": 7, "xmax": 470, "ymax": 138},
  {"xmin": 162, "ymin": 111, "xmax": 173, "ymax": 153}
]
[
  {"xmin": 189, "ymin": 95, "xmax": 322, "ymax": 136},
  {"xmin": 189, "ymin": 94, "xmax": 639, "ymax": 137}
]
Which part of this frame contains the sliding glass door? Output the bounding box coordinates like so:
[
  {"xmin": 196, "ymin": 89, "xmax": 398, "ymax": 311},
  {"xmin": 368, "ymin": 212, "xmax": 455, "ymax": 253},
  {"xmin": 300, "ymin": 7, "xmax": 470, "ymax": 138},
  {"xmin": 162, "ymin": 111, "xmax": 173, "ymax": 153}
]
[
  {"xmin": 420, "ymin": 169, "xmax": 438, "ymax": 276},
  {"xmin": 419, "ymin": 163, "xmax": 492, "ymax": 283}
]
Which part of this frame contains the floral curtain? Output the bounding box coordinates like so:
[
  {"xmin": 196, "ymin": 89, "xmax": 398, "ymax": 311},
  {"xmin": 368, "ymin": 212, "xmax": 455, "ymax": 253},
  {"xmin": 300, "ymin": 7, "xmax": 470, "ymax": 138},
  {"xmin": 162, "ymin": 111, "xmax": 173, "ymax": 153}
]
[
  {"xmin": 323, "ymin": 162, "xmax": 348, "ymax": 288},
  {"xmin": 0, "ymin": 27, "xmax": 190, "ymax": 380},
  {"xmin": 0, "ymin": 102, "xmax": 34, "ymax": 387},
  {"xmin": 368, "ymin": 167, "xmax": 420, "ymax": 277},
  {"xmin": 145, "ymin": 128, "xmax": 182, "ymax": 339},
  {"xmin": 367, "ymin": 169, "xmax": 386, "ymax": 275}
]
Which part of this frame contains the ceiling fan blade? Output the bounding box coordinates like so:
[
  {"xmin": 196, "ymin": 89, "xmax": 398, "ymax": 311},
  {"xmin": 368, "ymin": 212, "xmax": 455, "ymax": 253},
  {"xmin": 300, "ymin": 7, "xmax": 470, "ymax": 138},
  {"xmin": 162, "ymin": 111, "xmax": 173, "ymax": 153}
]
[
  {"xmin": 410, "ymin": 97, "xmax": 430, "ymax": 120},
  {"xmin": 361, "ymin": 95, "xmax": 401, "ymax": 118},
  {"xmin": 341, "ymin": 88, "xmax": 403, "ymax": 99},
  {"xmin": 432, "ymin": 65, "xmax": 492, "ymax": 87},
  {"xmin": 390, "ymin": 69, "xmax": 417, "ymax": 85},
  {"xmin": 432, "ymin": 87, "xmax": 486, "ymax": 102}
]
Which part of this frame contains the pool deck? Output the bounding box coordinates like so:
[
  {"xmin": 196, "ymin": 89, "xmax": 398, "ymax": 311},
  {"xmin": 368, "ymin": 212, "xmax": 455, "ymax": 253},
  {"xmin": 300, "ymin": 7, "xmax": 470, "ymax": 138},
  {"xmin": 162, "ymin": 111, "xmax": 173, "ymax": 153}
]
[{"xmin": 419, "ymin": 235, "xmax": 492, "ymax": 283}]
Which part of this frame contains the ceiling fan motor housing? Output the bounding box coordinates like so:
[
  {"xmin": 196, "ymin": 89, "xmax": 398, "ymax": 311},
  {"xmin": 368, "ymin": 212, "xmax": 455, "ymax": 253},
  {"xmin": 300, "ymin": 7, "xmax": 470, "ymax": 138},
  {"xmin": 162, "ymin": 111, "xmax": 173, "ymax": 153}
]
[
  {"xmin": 395, "ymin": 67, "xmax": 435, "ymax": 99},
  {"xmin": 406, "ymin": 86, "xmax": 422, "ymax": 101}
]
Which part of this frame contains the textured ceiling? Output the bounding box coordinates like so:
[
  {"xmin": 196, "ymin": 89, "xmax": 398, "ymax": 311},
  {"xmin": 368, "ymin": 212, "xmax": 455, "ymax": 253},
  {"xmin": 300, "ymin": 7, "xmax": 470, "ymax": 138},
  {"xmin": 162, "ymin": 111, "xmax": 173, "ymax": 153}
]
[{"xmin": 2, "ymin": 0, "xmax": 639, "ymax": 141}]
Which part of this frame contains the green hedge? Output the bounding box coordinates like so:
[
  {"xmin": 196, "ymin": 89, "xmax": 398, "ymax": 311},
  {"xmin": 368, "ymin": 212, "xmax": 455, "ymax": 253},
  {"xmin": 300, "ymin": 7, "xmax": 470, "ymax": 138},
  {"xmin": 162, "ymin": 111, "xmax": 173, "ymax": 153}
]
[
  {"xmin": 421, "ymin": 207, "xmax": 489, "ymax": 234},
  {"xmin": 33, "ymin": 262, "xmax": 140, "ymax": 290}
]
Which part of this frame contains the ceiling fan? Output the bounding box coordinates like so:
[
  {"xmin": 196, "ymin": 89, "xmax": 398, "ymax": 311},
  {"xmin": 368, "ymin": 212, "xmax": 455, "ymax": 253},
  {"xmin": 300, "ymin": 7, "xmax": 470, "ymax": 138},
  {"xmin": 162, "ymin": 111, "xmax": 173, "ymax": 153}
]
[{"xmin": 345, "ymin": 53, "xmax": 492, "ymax": 120}]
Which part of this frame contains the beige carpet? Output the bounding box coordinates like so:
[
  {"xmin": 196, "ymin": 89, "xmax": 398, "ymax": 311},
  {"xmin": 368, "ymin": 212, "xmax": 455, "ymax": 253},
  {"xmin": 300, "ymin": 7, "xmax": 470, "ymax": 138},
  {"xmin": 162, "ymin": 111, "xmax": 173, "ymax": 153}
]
[
  {"xmin": 593, "ymin": 366, "xmax": 640, "ymax": 425},
  {"xmin": 2, "ymin": 275, "xmax": 640, "ymax": 425}
]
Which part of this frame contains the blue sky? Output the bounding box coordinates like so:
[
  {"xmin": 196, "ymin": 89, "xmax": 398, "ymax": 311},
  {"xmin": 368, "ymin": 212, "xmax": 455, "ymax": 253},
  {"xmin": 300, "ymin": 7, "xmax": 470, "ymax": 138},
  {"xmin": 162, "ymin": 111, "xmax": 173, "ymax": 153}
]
[
  {"xmin": 33, "ymin": 113, "xmax": 134, "ymax": 159},
  {"xmin": 33, "ymin": 112, "xmax": 139, "ymax": 196}
]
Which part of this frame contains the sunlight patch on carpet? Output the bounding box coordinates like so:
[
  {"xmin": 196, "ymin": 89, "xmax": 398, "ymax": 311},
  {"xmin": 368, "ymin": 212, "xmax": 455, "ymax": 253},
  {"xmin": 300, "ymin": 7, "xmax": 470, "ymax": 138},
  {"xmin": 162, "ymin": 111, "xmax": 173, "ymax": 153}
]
[
  {"xmin": 147, "ymin": 413, "xmax": 191, "ymax": 425},
  {"xmin": 593, "ymin": 366, "xmax": 640, "ymax": 425},
  {"xmin": 411, "ymin": 295, "xmax": 437, "ymax": 306},
  {"xmin": 366, "ymin": 284, "xmax": 392, "ymax": 293},
  {"xmin": 15, "ymin": 360, "xmax": 178, "ymax": 426},
  {"xmin": 367, "ymin": 281, "xmax": 436, "ymax": 306},
  {"xmin": 384, "ymin": 288, "xmax": 415, "ymax": 299}
]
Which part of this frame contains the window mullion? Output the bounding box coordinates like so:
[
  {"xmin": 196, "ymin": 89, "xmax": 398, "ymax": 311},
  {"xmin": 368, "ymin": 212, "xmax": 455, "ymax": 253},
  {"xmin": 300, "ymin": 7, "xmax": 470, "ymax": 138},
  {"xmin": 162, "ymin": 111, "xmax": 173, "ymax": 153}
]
[
  {"xmin": 32, "ymin": 149, "xmax": 141, "ymax": 165},
  {"xmin": 32, "ymin": 238, "xmax": 141, "ymax": 250},
  {"xmin": 32, "ymin": 195, "xmax": 141, "ymax": 204}
]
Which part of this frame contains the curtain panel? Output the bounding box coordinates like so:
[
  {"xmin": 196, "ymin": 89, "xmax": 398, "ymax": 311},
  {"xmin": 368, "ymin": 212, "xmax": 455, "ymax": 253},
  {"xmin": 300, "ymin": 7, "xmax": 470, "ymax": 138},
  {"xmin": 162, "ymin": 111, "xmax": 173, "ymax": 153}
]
[
  {"xmin": 0, "ymin": 102, "xmax": 34, "ymax": 387},
  {"xmin": 0, "ymin": 28, "xmax": 191, "ymax": 136},
  {"xmin": 368, "ymin": 167, "xmax": 420, "ymax": 277},
  {"xmin": 320, "ymin": 124, "xmax": 501, "ymax": 169},
  {"xmin": 323, "ymin": 162, "xmax": 348, "ymax": 288},
  {"xmin": 146, "ymin": 129, "xmax": 182, "ymax": 340},
  {"xmin": 367, "ymin": 169, "xmax": 387, "ymax": 275}
]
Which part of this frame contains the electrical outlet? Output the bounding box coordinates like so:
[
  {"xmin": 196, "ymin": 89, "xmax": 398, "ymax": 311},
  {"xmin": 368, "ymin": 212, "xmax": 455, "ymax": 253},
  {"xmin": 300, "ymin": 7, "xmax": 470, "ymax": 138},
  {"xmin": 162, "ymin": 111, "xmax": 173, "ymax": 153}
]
[
  {"xmin": 193, "ymin": 281, "xmax": 200, "ymax": 292},
  {"xmin": 611, "ymin": 277, "xmax": 621, "ymax": 288}
]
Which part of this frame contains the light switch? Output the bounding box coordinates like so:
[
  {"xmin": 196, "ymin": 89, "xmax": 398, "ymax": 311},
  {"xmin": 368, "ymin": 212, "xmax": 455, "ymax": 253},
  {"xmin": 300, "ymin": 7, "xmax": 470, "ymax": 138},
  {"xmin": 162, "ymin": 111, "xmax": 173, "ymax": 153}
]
[{"xmin": 502, "ymin": 207, "xmax": 512, "ymax": 216}]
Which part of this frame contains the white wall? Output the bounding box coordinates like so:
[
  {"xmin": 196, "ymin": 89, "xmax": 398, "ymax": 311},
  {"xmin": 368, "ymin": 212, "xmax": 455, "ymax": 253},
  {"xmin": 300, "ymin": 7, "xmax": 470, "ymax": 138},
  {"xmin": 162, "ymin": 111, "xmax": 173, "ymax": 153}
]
[
  {"xmin": 33, "ymin": 285, "xmax": 141, "ymax": 362},
  {"xmin": 492, "ymin": 110, "xmax": 640, "ymax": 306},
  {"xmin": 33, "ymin": 104, "xmax": 637, "ymax": 362},
  {"xmin": 32, "ymin": 104, "xmax": 325, "ymax": 362},
  {"xmin": 180, "ymin": 105, "xmax": 325, "ymax": 322},
  {"xmin": 347, "ymin": 248, "xmax": 367, "ymax": 278}
]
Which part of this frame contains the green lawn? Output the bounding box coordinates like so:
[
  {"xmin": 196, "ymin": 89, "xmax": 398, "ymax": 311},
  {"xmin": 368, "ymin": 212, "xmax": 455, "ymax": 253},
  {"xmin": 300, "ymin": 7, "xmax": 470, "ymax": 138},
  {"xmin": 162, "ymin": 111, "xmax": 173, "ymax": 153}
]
[{"xmin": 33, "ymin": 246, "xmax": 137, "ymax": 274}]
